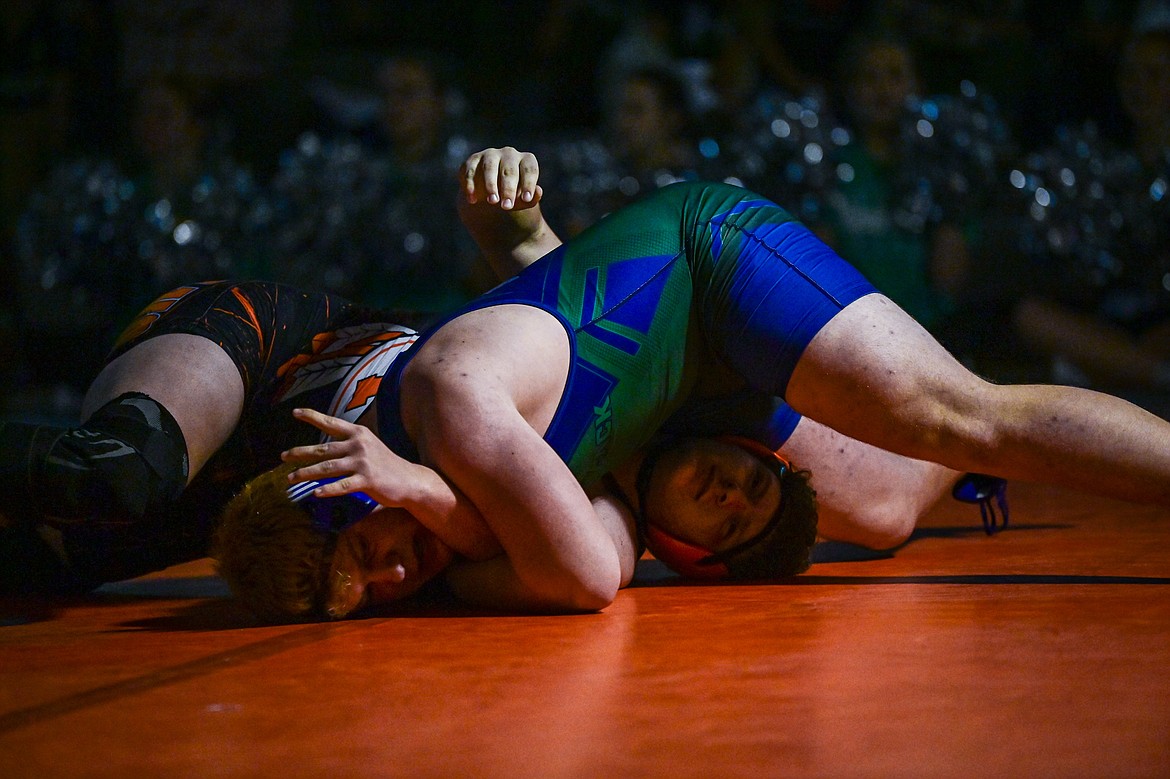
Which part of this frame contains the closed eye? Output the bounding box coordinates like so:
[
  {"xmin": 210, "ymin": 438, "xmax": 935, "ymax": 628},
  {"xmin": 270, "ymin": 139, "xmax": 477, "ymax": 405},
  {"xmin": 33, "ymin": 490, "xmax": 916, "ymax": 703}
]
[
  {"xmin": 753, "ymin": 463, "xmax": 772, "ymax": 500},
  {"xmin": 748, "ymin": 467, "xmax": 766, "ymax": 503}
]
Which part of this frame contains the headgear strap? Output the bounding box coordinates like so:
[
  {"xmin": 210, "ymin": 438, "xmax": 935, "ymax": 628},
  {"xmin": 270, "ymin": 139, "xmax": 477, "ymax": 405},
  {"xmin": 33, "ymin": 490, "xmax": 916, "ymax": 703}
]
[
  {"xmin": 286, "ymin": 478, "xmax": 380, "ymax": 617},
  {"xmin": 287, "ymin": 477, "xmax": 379, "ymax": 535}
]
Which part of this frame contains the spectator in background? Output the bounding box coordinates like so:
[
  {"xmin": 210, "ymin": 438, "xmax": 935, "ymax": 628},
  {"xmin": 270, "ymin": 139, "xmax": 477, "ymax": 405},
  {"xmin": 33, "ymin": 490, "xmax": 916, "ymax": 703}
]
[
  {"xmin": 520, "ymin": 0, "xmax": 626, "ymax": 134},
  {"xmin": 0, "ymin": 1, "xmax": 104, "ymax": 240},
  {"xmin": 608, "ymin": 67, "xmax": 704, "ymax": 182},
  {"xmin": 708, "ymin": 0, "xmax": 820, "ymax": 109},
  {"xmin": 1009, "ymin": 21, "xmax": 1170, "ymax": 402},
  {"xmin": 1, "ymin": 1, "xmax": 118, "ymax": 413},
  {"xmin": 117, "ymin": 0, "xmax": 298, "ymax": 175},
  {"xmin": 539, "ymin": 65, "xmax": 726, "ymax": 237},
  {"xmin": 699, "ymin": 0, "xmax": 847, "ymax": 227},
  {"xmin": 595, "ymin": 1, "xmax": 686, "ymax": 122},
  {"xmin": 13, "ymin": 74, "xmax": 266, "ymax": 404},
  {"xmin": 818, "ymin": 32, "xmax": 975, "ymax": 336},
  {"xmin": 358, "ymin": 52, "xmax": 489, "ymax": 314},
  {"xmin": 867, "ymin": 1, "xmax": 1139, "ymax": 149},
  {"xmin": 1123, "ymin": 9, "xmax": 1170, "ymax": 170},
  {"xmin": 270, "ymin": 51, "xmax": 486, "ymax": 317}
]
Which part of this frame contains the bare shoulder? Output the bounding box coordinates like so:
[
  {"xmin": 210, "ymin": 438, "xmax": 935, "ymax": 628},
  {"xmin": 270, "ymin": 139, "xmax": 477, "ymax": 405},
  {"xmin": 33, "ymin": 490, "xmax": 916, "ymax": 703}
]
[
  {"xmin": 410, "ymin": 304, "xmax": 567, "ymax": 377},
  {"xmin": 401, "ymin": 304, "xmax": 572, "ymax": 443}
]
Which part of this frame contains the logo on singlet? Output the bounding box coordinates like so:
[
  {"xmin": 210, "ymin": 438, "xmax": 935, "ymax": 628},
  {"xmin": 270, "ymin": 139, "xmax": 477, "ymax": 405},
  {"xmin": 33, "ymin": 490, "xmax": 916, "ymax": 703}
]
[{"xmin": 593, "ymin": 394, "xmax": 613, "ymax": 452}]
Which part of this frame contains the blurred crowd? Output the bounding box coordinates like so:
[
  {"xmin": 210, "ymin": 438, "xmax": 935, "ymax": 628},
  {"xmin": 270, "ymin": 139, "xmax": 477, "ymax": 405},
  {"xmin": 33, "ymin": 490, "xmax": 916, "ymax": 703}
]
[{"xmin": 2, "ymin": 0, "xmax": 1168, "ymax": 421}]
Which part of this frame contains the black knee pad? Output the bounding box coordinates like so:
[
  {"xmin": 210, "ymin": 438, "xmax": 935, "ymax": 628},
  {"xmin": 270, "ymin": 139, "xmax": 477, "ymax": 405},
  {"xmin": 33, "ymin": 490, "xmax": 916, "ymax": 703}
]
[{"xmin": 36, "ymin": 392, "xmax": 190, "ymax": 525}]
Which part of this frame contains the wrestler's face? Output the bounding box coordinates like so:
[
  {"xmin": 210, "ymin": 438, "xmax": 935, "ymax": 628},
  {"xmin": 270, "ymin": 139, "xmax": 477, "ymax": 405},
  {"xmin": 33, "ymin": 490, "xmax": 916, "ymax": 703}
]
[
  {"xmin": 642, "ymin": 439, "xmax": 782, "ymax": 554},
  {"xmin": 325, "ymin": 506, "xmax": 455, "ymax": 618}
]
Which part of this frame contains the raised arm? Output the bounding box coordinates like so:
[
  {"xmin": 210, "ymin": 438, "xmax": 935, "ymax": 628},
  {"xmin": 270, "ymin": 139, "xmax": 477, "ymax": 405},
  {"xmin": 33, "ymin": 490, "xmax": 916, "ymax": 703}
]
[{"xmin": 457, "ymin": 146, "xmax": 563, "ymax": 279}]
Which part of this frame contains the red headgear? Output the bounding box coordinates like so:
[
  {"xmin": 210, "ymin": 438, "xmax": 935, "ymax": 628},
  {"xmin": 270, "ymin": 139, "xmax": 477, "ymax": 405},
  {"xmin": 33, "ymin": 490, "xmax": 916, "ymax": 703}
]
[{"xmin": 643, "ymin": 436, "xmax": 790, "ymax": 580}]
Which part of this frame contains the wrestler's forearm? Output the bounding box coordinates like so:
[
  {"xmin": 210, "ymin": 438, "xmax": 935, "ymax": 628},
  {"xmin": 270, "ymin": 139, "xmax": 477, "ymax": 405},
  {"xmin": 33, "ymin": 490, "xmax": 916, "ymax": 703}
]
[
  {"xmin": 416, "ymin": 401, "xmax": 623, "ymax": 611},
  {"xmin": 438, "ymin": 451, "xmax": 622, "ymax": 611},
  {"xmin": 498, "ymin": 211, "xmax": 562, "ymax": 274},
  {"xmin": 465, "ymin": 201, "xmax": 563, "ymax": 279},
  {"xmin": 585, "ymin": 491, "xmax": 639, "ymax": 587},
  {"xmin": 444, "ymin": 494, "xmax": 635, "ymax": 612},
  {"xmin": 444, "ymin": 556, "xmax": 575, "ymax": 612},
  {"xmin": 458, "ymin": 146, "xmax": 559, "ymax": 279},
  {"xmin": 398, "ymin": 464, "xmax": 503, "ymax": 562}
]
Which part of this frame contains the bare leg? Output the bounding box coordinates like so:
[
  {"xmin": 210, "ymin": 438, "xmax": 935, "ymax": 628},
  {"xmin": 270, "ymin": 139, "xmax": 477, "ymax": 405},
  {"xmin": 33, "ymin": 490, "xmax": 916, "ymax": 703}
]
[
  {"xmin": 1, "ymin": 333, "xmax": 245, "ymax": 592},
  {"xmin": 83, "ymin": 333, "xmax": 245, "ymax": 483},
  {"xmin": 786, "ymin": 294, "xmax": 1170, "ymax": 507},
  {"xmin": 781, "ymin": 416, "xmax": 959, "ymax": 549}
]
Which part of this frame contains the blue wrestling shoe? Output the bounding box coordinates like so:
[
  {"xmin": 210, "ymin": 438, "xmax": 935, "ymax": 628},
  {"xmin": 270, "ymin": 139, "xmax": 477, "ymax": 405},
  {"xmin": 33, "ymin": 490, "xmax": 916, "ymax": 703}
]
[{"xmin": 952, "ymin": 473, "xmax": 1010, "ymax": 535}]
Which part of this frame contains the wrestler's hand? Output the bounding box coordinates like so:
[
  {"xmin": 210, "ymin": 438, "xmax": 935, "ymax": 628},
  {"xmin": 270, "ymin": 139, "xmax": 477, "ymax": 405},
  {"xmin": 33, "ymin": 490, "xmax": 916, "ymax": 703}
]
[
  {"xmin": 282, "ymin": 408, "xmax": 431, "ymax": 504},
  {"xmin": 460, "ymin": 146, "xmax": 542, "ymax": 210},
  {"xmin": 283, "ymin": 408, "xmax": 503, "ymax": 561}
]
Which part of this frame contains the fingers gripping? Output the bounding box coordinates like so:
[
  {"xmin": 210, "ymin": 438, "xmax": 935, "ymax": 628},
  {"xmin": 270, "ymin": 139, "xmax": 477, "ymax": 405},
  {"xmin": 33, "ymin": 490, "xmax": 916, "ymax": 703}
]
[
  {"xmin": 283, "ymin": 409, "xmax": 366, "ymax": 493},
  {"xmin": 305, "ymin": 474, "xmax": 359, "ymax": 498}
]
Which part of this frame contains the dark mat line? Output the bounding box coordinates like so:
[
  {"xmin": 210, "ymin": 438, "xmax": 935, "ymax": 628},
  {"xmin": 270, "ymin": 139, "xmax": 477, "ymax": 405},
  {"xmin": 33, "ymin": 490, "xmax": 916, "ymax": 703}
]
[
  {"xmin": 789, "ymin": 574, "xmax": 1170, "ymax": 585},
  {"xmin": 0, "ymin": 619, "xmax": 365, "ymax": 734}
]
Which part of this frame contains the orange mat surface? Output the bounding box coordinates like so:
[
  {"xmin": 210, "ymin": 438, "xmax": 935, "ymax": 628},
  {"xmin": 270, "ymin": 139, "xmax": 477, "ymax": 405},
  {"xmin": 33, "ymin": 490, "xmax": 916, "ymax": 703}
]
[{"xmin": 2, "ymin": 482, "xmax": 1168, "ymax": 778}]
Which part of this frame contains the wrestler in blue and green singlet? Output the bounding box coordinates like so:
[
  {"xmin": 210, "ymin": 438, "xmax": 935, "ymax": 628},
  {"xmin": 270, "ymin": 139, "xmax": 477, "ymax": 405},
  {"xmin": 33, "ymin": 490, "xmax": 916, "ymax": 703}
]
[{"xmin": 377, "ymin": 181, "xmax": 877, "ymax": 487}]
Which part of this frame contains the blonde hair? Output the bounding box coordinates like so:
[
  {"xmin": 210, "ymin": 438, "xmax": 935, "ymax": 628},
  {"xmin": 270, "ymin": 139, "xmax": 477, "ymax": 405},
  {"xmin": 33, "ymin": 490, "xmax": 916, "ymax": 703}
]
[{"xmin": 213, "ymin": 463, "xmax": 334, "ymax": 622}]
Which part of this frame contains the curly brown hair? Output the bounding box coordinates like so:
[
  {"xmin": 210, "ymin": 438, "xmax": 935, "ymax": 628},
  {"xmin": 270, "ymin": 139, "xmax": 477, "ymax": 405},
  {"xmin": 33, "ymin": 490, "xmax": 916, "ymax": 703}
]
[
  {"xmin": 213, "ymin": 463, "xmax": 335, "ymax": 623},
  {"xmin": 722, "ymin": 465, "xmax": 818, "ymax": 579}
]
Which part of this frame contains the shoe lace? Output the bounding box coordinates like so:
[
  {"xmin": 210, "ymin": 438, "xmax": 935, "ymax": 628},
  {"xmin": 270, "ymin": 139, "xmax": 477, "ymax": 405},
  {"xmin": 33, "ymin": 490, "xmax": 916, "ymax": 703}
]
[{"xmin": 952, "ymin": 474, "xmax": 1010, "ymax": 535}]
